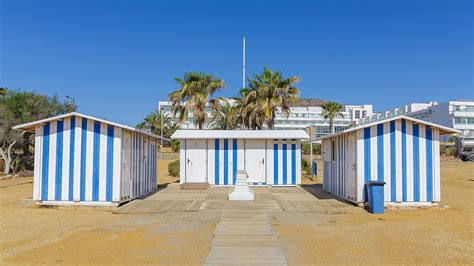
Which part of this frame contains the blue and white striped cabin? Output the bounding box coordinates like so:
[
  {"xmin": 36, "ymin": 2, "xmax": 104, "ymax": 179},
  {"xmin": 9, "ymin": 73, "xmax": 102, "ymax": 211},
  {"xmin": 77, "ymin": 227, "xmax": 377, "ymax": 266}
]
[
  {"xmin": 13, "ymin": 112, "xmax": 165, "ymax": 206},
  {"xmin": 170, "ymin": 130, "xmax": 310, "ymax": 186},
  {"xmin": 320, "ymin": 116, "xmax": 458, "ymax": 206}
]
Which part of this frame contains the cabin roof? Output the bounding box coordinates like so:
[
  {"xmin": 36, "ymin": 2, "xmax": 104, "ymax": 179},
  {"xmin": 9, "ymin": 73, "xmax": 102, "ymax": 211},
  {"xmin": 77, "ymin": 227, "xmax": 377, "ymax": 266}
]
[
  {"xmin": 316, "ymin": 115, "xmax": 460, "ymax": 141},
  {"xmin": 171, "ymin": 129, "xmax": 310, "ymax": 140},
  {"xmin": 13, "ymin": 112, "xmax": 168, "ymax": 140}
]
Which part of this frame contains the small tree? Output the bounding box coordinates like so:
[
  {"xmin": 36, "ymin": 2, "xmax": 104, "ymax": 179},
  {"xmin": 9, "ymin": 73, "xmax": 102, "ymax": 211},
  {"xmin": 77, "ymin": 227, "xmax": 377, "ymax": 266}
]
[
  {"xmin": 0, "ymin": 89, "xmax": 76, "ymax": 174},
  {"xmin": 321, "ymin": 102, "xmax": 343, "ymax": 134}
]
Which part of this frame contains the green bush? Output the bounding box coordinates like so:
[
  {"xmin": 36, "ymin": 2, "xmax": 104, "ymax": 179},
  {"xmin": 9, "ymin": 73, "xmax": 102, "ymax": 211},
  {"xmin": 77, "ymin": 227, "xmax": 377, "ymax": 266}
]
[
  {"xmin": 301, "ymin": 159, "xmax": 311, "ymax": 175},
  {"xmin": 168, "ymin": 160, "xmax": 180, "ymax": 177},
  {"xmin": 171, "ymin": 140, "xmax": 180, "ymax": 153},
  {"xmin": 445, "ymin": 146, "xmax": 456, "ymax": 157},
  {"xmin": 302, "ymin": 143, "xmax": 321, "ymax": 155}
]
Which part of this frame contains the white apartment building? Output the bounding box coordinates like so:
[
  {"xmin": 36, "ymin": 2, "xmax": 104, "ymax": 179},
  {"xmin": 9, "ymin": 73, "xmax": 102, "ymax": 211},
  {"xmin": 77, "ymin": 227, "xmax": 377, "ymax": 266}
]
[
  {"xmin": 407, "ymin": 100, "xmax": 474, "ymax": 140},
  {"xmin": 158, "ymin": 101, "xmax": 373, "ymax": 139},
  {"xmin": 360, "ymin": 100, "xmax": 474, "ymax": 141}
]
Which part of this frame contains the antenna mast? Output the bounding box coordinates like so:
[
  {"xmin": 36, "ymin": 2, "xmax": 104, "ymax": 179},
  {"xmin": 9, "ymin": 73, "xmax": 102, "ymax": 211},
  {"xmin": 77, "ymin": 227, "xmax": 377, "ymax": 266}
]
[{"xmin": 242, "ymin": 36, "xmax": 246, "ymax": 88}]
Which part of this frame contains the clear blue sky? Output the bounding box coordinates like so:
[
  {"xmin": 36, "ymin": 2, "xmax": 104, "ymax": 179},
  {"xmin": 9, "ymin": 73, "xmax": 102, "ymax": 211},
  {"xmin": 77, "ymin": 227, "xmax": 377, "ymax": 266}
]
[{"xmin": 1, "ymin": 0, "xmax": 472, "ymax": 126}]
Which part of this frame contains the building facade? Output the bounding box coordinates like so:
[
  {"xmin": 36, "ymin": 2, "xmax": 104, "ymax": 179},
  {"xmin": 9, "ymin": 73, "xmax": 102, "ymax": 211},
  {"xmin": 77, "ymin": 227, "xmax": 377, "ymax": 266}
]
[
  {"xmin": 159, "ymin": 101, "xmax": 373, "ymax": 140},
  {"xmin": 170, "ymin": 130, "xmax": 309, "ymax": 186},
  {"xmin": 406, "ymin": 101, "xmax": 474, "ymax": 141}
]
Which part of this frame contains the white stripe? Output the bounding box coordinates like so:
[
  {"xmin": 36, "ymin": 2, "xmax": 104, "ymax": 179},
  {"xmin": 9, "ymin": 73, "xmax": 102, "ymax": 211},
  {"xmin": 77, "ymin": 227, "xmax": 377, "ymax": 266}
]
[
  {"xmin": 219, "ymin": 139, "xmax": 224, "ymax": 185},
  {"xmin": 99, "ymin": 123, "xmax": 107, "ymax": 201},
  {"xmin": 85, "ymin": 119, "xmax": 94, "ymax": 201},
  {"xmin": 287, "ymin": 143, "xmax": 292, "ymax": 185},
  {"xmin": 370, "ymin": 125, "xmax": 377, "ymax": 181},
  {"xmin": 395, "ymin": 119, "xmax": 403, "ymax": 202},
  {"xmin": 278, "ymin": 143, "xmax": 283, "ymax": 185},
  {"xmin": 356, "ymin": 129, "xmax": 364, "ymax": 202},
  {"xmin": 207, "ymin": 139, "xmax": 215, "ymax": 185},
  {"xmin": 406, "ymin": 120, "xmax": 414, "ymax": 202},
  {"xmin": 419, "ymin": 124, "xmax": 427, "ymax": 202},
  {"xmin": 33, "ymin": 126, "xmax": 42, "ymax": 201},
  {"xmin": 383, "ymin": 122, "xmax": 391, "ymax": 202},
  {"xmin": 433, "ymin": 129, "xmax": 441, "ymax": 202},
  {"xmin": 266, "ymin": 140, "xmax": 274, "ymax": 185},
  {"xmin": 237, "ymin": 139, "xmax": 244, "ymax": 173},
  {"xmin": 73, "ymin": 117, "xmax": 82, "ymax": 201},
  {"xmin": 112, "ymin": 127, "xmax": 122, "ymax": 201},
  {"xmin": 48, "ymin": 121, "xmax": 57, "ymax": 201},
  {"xmin": 296, "ymin": 141, "xmax": 301, "ymax": 185},
  {"xmin": 61, "ymin": 117, "xmax": 71, "ymax": 201}
]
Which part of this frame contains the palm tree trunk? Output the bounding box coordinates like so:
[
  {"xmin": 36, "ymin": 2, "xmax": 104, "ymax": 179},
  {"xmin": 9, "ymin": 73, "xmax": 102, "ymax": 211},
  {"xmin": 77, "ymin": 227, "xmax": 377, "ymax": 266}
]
[{"xmin": 330, "ymin": 119, "xmax": 335, "ymax": 134}]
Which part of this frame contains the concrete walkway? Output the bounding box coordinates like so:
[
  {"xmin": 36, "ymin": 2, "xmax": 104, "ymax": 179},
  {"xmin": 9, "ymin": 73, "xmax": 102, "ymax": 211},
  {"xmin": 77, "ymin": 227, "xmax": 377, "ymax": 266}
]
[{"xmin": 205, "ymin": 211, "xmax": 287, "ymax": 265}]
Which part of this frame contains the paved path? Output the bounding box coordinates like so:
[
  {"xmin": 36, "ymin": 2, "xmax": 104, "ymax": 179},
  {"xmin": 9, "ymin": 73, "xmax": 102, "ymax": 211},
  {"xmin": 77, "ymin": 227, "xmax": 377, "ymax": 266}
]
[{"xmin": 205, "ymin": 211, "xmax": 287, "ymax": 265}]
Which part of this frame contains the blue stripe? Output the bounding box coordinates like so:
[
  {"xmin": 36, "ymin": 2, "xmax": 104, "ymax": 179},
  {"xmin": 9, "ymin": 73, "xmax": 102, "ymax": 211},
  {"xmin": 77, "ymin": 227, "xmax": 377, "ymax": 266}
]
[
  {"xmin": 232, "ymin": 139, "xmax": 237, "ymax": 185},
  {"xmin": 413, "ymin": 123, "xmax": 420, "ymax": 202},
  {"xmin": 426, "ymin": 127, "xmax": 433, "ymax": 202},
  {"xmin": 224, "ymin": 139, "xmax": 228, "ymax": 185},
  {"xmin": 92, "ymin": 121, "xmax": 100, "ymax": 201},
  {"xmin": 283, "ymin": 144, "xmax": 287, "ymax": 184},
  {"xmin": 364, "ymin": 127, "xmax": 371, "ymax": 182},
  {"xmin": 80, "ymin": 118, "xmax": 87, "ymax": 201},
  {"xmin": 402, "ymin": 119, "xmax": 407, "ymax": 202},
  {"xmin": 274, "ymin": 144, "xmax": 278, "ymax": 185},
  {"xmin": 291, "ymin": 143, "xmax": 296, "ymax": 185},
  {"xmin": 377, "ymin": 124, "xmax": 384, "ymax": 182},
  {"xmin": 68, "ymin": 117, "xmax": 75, "ymax": 201},
  {"xmin": 215, "ymin": 139, "xmax": 219, "ymax": 185},
  {"xmin": 41, "ymin": 123, "xmax": 50, "ymax": 201},
  {"xmin": 106, "ymin": 125, "xmax": 114, "ymax": 201},
  {"xmin": 390, "ymin": 120, "xmax": 396, "ymax": 202},
  {"xmin": 55, "ymin": 121, "xmax": 64, "ymax": 201}
]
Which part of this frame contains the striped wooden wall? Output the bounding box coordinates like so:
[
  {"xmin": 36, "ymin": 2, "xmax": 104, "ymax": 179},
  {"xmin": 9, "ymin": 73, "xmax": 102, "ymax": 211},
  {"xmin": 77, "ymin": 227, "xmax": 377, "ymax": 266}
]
[
  {"xmin": 323, "ymin": 118, "xmax": 441, "ymax": 204},
  {"xmin": 32, "ymin": 116, "xmax": 158, "ymax": 203}
]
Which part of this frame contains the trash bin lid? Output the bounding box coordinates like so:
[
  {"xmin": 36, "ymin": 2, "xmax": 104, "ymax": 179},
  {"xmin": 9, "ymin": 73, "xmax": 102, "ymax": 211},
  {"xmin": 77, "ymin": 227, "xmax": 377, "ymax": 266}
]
[{"xmin": 365, "ymin": 181, "xmax": 386, "ymax": 186}]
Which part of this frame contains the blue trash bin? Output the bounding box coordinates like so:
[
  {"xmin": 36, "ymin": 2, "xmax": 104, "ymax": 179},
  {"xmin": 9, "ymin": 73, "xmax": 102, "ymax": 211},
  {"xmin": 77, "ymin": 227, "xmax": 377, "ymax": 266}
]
[
  {"xmin": 312, "ymin": 160, "xmax": 317, "ymax": 177},
  {"xmin": 365, "ymin": 181, "xmax": 386, "ymax": 214}
]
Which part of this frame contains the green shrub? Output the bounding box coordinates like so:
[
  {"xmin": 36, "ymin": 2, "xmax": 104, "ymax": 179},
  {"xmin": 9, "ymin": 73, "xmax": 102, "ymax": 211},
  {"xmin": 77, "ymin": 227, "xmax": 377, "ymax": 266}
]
[
  {"xmin": 302, "ymin": 143, "xmax": 321, "ymax": 155},
  {"xmin": 301, "ymin": 159, "xmax": 311, "ymax": 175},
  {"xmin": 171, "ymin": 140, "xmax": 180, "ymax": 153},
  {"xmin": 445, "ymin": 146, "xmax": 456, "ymax": 157},
  {"xmin": 168, "ymin": 160, "xmax": 180, "ymax": 177}
]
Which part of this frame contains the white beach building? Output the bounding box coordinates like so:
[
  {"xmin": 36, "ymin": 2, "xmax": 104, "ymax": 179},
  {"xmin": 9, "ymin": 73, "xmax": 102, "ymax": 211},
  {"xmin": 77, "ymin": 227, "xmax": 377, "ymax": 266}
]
[
  {"xmin": 319, "ymin": 115, "xmax": 458, "ymax": 206},
  {"xmin": 170, "ymin": 130, "xmax": 310, "ymax": 186},
  {"xmin": 13, "ymin": 112, "xmax": 167, "ymax": 206}
]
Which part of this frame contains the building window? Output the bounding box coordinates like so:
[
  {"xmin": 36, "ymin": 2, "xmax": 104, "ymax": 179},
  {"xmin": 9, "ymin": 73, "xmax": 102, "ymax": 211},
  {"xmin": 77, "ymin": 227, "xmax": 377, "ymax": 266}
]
[
  {"xmin": 362, "ymin": 110, "xmax": 367, "ymax": 118},
  {"xmin": 355, "ymin": 110, "xmax": 360, "ymax": 119},
  {"xmin": 468, "ymin": 118, "xmax": 474, "ymax": 124}
]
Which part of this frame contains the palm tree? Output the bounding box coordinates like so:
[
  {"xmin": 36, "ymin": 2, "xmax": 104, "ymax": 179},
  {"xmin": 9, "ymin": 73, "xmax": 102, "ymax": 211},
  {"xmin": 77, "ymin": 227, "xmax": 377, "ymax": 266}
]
[
  {"xmin": 136, "ymin": 109, "xmax": 174, "ymax": 136},
  {"xmin": 209, "ymin": 98, "xmax": 239, "ymax": 130},
  {"xmin": 245, "ymin": 68, "xmax": 299, "ymax": 129},
  {"xmin": 168, "ymin": 72, "xmax": 224, "ymax": 129},
  {"xmin": 321, "ymin": 102, "xmax": 343, "ymax": 134}
]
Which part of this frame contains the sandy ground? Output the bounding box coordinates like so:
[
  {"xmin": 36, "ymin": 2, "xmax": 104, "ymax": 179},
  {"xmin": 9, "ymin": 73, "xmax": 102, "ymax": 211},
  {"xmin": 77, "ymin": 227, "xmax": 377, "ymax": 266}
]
[
  {"xmin": 272, "ymin": 161, "xmax": 474, "ymax": 264},
  {"xmin": 0, "ymin": 159, "xmax": 216, "ymax": 264},
  {"xmin": 1, "ymin": 160, "xmax": 473, "ymax": 264}
]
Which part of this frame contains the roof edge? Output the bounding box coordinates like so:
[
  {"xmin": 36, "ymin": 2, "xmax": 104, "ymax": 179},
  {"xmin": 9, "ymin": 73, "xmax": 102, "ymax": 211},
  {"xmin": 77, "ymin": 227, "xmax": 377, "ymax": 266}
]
[
  {"xmin": 316, "ymin": 115, "xmax": 460, "ymax": 141},
  {"xmin": 13, "ymin": 112, "xmax": 169, "ymax": 141}
]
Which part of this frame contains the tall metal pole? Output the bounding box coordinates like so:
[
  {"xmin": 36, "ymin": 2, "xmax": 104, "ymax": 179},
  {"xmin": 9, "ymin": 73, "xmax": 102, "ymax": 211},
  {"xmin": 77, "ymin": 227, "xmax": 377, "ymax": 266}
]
[{"xmin": 242, "ymin": 36, "xmax": 246, "ymax": 88}]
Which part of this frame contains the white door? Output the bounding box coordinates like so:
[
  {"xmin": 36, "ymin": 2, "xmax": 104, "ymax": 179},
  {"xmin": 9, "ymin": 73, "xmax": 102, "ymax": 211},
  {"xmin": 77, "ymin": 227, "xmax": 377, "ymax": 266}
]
[
  {"xmin": 121, "ymin": 131, "xmax": 132, "ymax": 199},
  {"xmin": 346, "ymin": 133, "xmax": 357, "ymax": 200},
  {"xmin": 185, "ymin": 140, "xmax": 207, "ymax": 183},
  {"xmin": 245, "ymin": 140, "xmax": 266, "ymax": 183}
]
